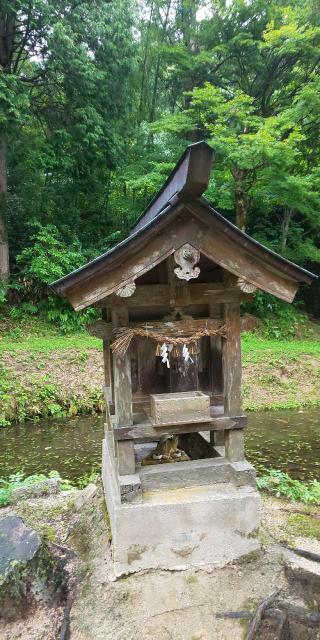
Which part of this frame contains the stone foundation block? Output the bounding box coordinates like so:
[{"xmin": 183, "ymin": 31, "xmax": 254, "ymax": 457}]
[{"xmin": 102, "ymin": 437, "xmax": 260, "ymax": 577}]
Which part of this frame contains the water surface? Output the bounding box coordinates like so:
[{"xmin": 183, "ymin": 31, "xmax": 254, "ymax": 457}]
[
  {"xmin": 0, "ymin": 407, "xmax": 319, "ymax": 482},
  {"xmin": 246, "ymin": 407, "xmax": 320, "ymax": 480}
]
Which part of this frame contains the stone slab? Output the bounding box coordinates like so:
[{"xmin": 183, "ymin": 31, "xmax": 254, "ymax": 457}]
[
  {"xmin": 150, "ymin": 390, "xmax": 210, "ymax": 425},
  {"xmin": 138, "ymin": 454, "xmax": 257, "ymax": 492},
  {"xmin": 75, "ymin": 483, "xmax": 97, "ymax": 511},
  {"xmin": 102, "ymin": 437, "xmax": 260, "ymax": 577},
  {"xmin": 139, "ymin": 457, "xmax": 233, "ymax": 491}
]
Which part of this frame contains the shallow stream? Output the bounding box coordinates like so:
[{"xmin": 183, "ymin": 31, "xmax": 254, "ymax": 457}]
[{"xmin": 0, "ymin": 407, "xmax": 319, "ymax": 482}]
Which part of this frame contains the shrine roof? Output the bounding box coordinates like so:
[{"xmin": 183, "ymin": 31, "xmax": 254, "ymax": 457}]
[{"xmin": 51, "ymin": 142, "xmax": 317, "ymax": 309}]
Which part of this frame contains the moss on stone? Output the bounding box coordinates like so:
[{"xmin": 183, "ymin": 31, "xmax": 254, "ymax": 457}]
[
  {"xmin": 38, "ymin": 524, "xmax": 57, "ymax": 543},
  {"xmin": 185, "ymin": 574, "xmax": 198, "ymax": 584},
  {"xmin": 67, "ymin": 521, "xmax": 91, "ymax": 560},
  {"xmin": 287, "ymin": 513, "xmax": 320, "ymax": 541}
]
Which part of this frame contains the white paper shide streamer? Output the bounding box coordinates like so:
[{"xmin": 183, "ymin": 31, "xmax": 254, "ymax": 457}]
[
  {"xmin": 182, "ymin": 344, "xmax": 193, "ymax": 363},
  {"xmin": 160, "ymin": 343, "xmax": 170, "ymax": 368}
]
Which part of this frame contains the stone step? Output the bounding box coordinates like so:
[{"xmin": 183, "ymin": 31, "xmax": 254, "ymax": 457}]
[{"xmin": 139, "ymin": 457, "xmax": 233, "ymax": 492}]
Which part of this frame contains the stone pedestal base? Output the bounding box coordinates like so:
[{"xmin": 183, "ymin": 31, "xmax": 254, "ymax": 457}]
[{"xmin": 102, "ymin": 435, "xmax": 260, "ymax": 577}]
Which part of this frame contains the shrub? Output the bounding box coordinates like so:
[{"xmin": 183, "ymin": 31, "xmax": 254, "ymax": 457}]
[
  {"xmin": 11, "ymin": 223, "xmax": 97, "ymax": 332},
  {"xmin": 0, "ymin": 470, "xmax": 74, "ymax": 507},
  {"xmin": 242, "ymin": 291, "xmax": 299, "ymax": 339},
  {"xmin": 257, "ymin": 469, "xmax": 320, "ymax": 504}
]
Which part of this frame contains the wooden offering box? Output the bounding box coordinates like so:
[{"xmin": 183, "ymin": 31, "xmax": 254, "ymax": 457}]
[{"xmin": 150, "ymin": 391, "xmax": 210, "ymax": 426}]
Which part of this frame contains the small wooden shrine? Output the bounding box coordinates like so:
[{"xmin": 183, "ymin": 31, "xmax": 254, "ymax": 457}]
[{"xmin": 52, "ymin": 142, "xmax": 316, "ymax": 575}]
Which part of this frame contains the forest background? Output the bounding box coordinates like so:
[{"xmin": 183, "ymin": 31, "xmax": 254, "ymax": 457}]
[{"xmin": 0, "ymin": 0, "xmax": 320, "ymax": 333}]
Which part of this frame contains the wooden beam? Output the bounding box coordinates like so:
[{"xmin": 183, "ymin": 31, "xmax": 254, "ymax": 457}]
[
  {"xmin": 101, "ymin": 308, "xmax": 112, "ymax": 402},
  {"xmin": 209, "ymin": 303, "xmax": 224, "ymax": 447},
  {"xmin": 114, "ymin": 415, "xmax": 246, "ymax": 442},
  {"xmin": 103, "ymin": 340, "xmax": 111, "ymax": 386},
  {"xmin": 222, "ymin": 275, "xmax": 244, "ymax": 461},
  {"xmin": 102, "ymin": 283, "xmax": 248, "ymax": 308},
  {"xmin": 223, "ymin": 306, "xmax": 241, "ymax": 414},
  {"xmin": 112, "ymin": 308, "xmax": 133, "ymax": 426},
  {"xmin": 117, "ymin": 441, "xmax": 136, "ymax": 475},
  {"xmin": 189, "ymin": 202, "xmax": 299, "ymax": 303},
  {"xmin": 111, "ymin": 307, "xmax": 135, "ymax": 475},
  {"xmin": 166, "ymin": 254, "xmax": 177, "ymax": 306}
]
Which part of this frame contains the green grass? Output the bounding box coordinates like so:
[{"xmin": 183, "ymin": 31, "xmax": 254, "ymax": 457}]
[
  {"xmin": 242, "ymin": 334, "xmax": 320, "ymax": 364},
  {"xmin": 1, "ymin": 327, "xmax": 319, "ymax": 357},
  {"xmin": 0, "ymin": 333, "xmax": 100, "ymax": 354},
  {"xmin": 244, "ymin": 398, "xmax": 320, "ymax": 412},
  {"xmin": 286, "ymin": 513, "xmax": 320, "ymax": 541},
  {"xmin": 1, "ymin": 323, "xmax": 319, "ymax": 422}
]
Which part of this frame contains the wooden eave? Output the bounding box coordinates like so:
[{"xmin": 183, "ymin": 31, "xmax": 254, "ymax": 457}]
[
  {"xmin": 189, "ymin": 198, "xmax": 316, "ymax": 286},
  {"xmin": 51, "ymin": 196, "xmax": 317, "ymax": 311},
  {"xmin": 51, "ymin": 201, "xmax": 182, "ymax": 307}
]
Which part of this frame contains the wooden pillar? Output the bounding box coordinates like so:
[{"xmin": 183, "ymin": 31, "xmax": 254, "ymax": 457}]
[
  {"xmin": 102, "ymin": 308, "xmax": 112, "ymax": 395},
  {"xmin": 209, "ymin": 303, "xmax": 224, "ymax": 447},
  {"xmin": 102, "ymin": 308, "xmax": 112, "ymax": 432},
  {"xmin": 111, "ymin": 307, "xmax": 135, "ymax": 475},
  {"xmin": 103, "ymin": 340, "xmax": 111, "ymax": 390},
  {"xmin": 222, "ymin": 274, "xmax": 244, "ymax": 461}
]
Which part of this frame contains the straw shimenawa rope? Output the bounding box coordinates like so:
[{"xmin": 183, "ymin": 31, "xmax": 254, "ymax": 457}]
[{"xmin": 111, "ymin": 324, "xmax": 228, "ymax": 357}]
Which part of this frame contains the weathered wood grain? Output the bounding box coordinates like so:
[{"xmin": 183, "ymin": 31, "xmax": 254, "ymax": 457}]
[
  {"xmin": 116, "ymin": 440, "xmax": 136, "ymax": 476},
  {"xmin": 67, "ymin": 212, "xmax": 208, "ymax": 310},
  {"xmin": 113, "ymin": 415, "xmax": 246, "ymax": 442},
  {"xmin": 189, "ymin": 201, "xmax": 299, "ymax": 303},
  {"xmin": 209, "ymin": 303, "xmax": 223, "ymax": 396},
  {"xmin": 112, "ymin": 308, "xmax": 133, "ymax": 428},
  {"xmin": 51, "ymin": 170, "xmax": 316, "ymax": 310},
  {"xmin": 99, "ymin": 282, "xmax": 248, "ymax": 308},
  {"xmin": 222, "ymin": 275, "xmax": 244, "ymax": 461},
  {"xmin": 209, "ymin": 303, "xmax": 224, "ymax": 447},
  {"xmin": 103, "ymin": 341, "xmax": 111, "ymax": 386},
  {"xmin": 112, "ymin": 307, "xmax": 135, "ymax": 475}
]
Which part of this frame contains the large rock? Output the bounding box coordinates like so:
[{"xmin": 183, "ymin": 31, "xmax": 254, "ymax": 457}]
[
  {"xmin": 0, "ymin": 515, "xmax": 40, "ymax": 576},
  {"xmin": 0, "ymin": 515, "xmax": 67, "ymax": 621}
]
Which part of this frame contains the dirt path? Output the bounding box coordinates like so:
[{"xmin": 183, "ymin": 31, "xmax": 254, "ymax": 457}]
[{"xmin": 2, "ymin": 489, "xmax": 319, "ymax": 640}]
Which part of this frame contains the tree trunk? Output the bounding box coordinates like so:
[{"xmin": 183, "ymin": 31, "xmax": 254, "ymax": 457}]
[
  {"xmin": 149, "ymin": 0, "xmax": 172, "ymax": 124},
  {"xmin": 0, "ymin": 139, "xmax": 9, "ymax": 282},
  {"xmin": 281, "ymin": 208, "xmax": 293, "ymax": 254},
  {"xmin": 233, "ymin": 168, "xmax": 249, "ymax": 231},
  {"xmin": 138, "ymin": 1, "xmax": 154, "ymax": 124}
]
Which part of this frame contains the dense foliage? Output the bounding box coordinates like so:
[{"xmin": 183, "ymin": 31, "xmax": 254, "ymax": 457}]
[
  {"xmin": 257, "ymin": 468, "xmax": 320, "ymax": 503},
  {"xmin": 1, "ymin": 0, "xmax": 319, "ymax": 326}
]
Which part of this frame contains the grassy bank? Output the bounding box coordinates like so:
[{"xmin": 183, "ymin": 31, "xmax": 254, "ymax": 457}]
[
  {"xmin": 242, "ymin": 334, "xmax": 320, "ymax": 412},
  {"xmin": 1, "ymin": 319, "xmax": 320, "ymax": 426}
]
